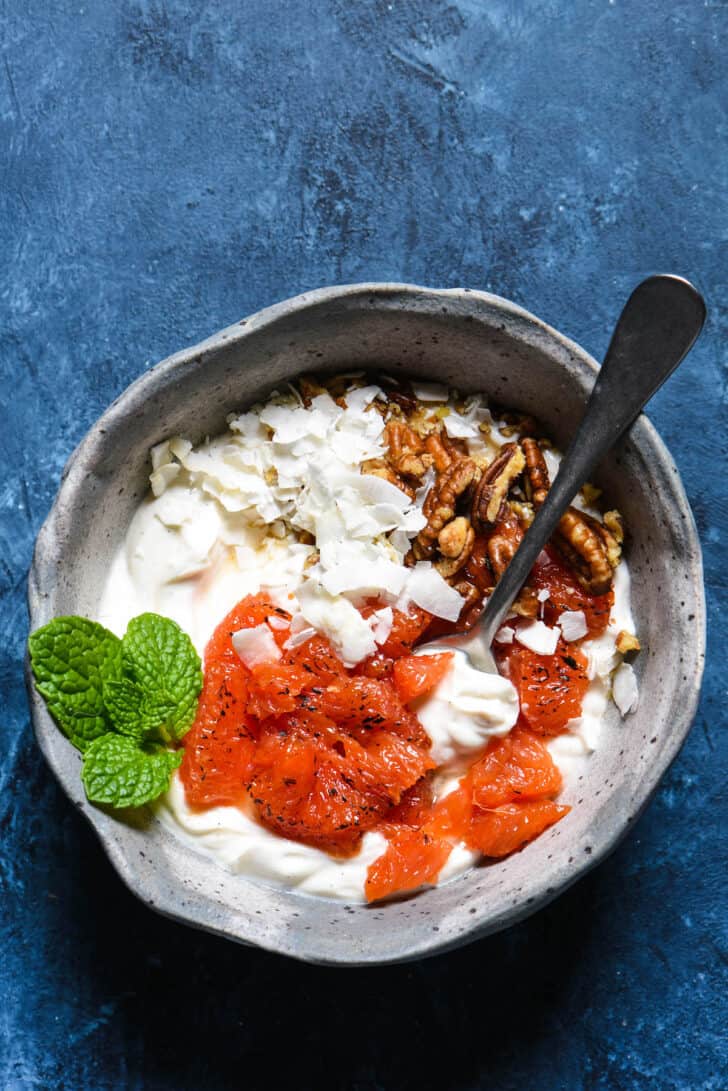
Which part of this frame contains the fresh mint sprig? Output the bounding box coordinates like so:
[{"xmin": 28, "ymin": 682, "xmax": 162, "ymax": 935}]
[{"xmin": 28, "ymin": 613, "xmax": 202, "ymax": 809}]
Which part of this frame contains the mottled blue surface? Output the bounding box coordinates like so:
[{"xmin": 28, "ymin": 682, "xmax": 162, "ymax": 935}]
[{"xmin": 1, "ymin": 1, "xmax": 726, "ymax": 1087}]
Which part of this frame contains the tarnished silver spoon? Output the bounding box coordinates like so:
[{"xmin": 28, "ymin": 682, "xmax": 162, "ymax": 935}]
[{"xmin": 422, "ymin": 274, "xmax": 706, "ymax": 672}]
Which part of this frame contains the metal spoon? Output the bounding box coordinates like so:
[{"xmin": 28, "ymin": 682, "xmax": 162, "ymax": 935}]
[{"xmin": 423, "ymin": 274, "xmax": 706, "ymax": 672}]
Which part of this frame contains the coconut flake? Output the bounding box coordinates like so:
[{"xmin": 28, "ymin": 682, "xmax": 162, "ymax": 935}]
[
  {"xmin": 443, "ymin": 412, "xmax": 479, "ymax": 439},
  {"xmin": 515, "ymin": 619, "xmax": 560, "ymax": 656},
  {"xmin": 344, "ymin": 385, "xmax": 383, "ymax": 413},
  {"xmin": 495, "ymin": 626, "xmax": 515, "ymax": 644},
  {"xmin": 267, "ymin": 615, "xmax": 289, "ymax": 631},
  {"xmin": 613, "ymin": 662, "xmax": 639, "ymax": 716},
  {"xmin": 296, "ymin": 581, "xmax": 376, "ymax": 666},
  {"xmin": 403, "ymin": 563, "xmax": 464, "ymax": 622},
  {"xmin": 370, "ymin": 607, "xmax": 394, "ymax": 645},
  {"xmin": 232, "ymin": 623, "xmax": 282, "ymax": 668},
  {"xmin": 412, "ymin": 381, "xmax": 448, "ymax": 402},
  {"xmin": 150, "ymin": 462, "xmax": 180, "ymax": 497},
  {"xmin": 559, "ymin": 610, "xmax": 588, "ymax": 642}
]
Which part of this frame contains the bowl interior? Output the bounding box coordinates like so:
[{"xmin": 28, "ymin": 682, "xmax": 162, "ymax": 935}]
[{"xmin": 28, "ymin": 285, "xmax": 704, "ymax": 964}]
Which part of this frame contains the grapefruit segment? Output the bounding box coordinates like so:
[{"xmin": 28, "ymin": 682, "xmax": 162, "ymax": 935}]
[
  {"xmin": 504, "ymin": 636, "xmax": 589, "ymax": 735},
  {"xmin": 466, "ymin": 800, "xmax": 569, "ymax": 857},
  {"xmin": 392, "ymin": 652, "xmax": 454, "ymax": 702},
  {"xmin": 365, "ymin": 826, "xmax": 453, "ymax": 903},
  {"xmin": 467, "ymin": 726, "xmax": 563, "ymax": 809}
]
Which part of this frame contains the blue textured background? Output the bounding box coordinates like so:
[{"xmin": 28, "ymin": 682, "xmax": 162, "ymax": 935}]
[{"xmin": 2, "ymin": 1, "xmax": 726, "ymax": 1087}]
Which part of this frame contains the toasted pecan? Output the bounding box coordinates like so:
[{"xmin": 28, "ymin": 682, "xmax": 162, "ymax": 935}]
[
  {"xmin": 412, "ymin": 457, "xmax": 478, "ymax": 560},
  {"xmin": 471, "ymin": 442, "xmax": 526, "ymax": 531},
  {"xmin": 435, "ymin": 517, "xmax": 475, "ymax": 578}
]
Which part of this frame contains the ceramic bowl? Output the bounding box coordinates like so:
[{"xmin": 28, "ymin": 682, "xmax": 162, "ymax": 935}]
[{"xmin": 27, "ymin": 284, "xmax": 705, "ymax": 965}]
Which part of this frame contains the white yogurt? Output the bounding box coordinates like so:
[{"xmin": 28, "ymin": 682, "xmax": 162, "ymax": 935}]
[{"xmin": 412, "ymin": 650, "xmax": 519, "ymax": 765}]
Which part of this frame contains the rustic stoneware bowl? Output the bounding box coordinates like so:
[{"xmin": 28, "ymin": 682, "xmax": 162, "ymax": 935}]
[{"xmin": 27, "ymin": 284, "xmax": 705, "ymax": 965}]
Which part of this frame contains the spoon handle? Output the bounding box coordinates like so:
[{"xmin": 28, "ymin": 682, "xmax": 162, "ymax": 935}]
[{"xmin": 479, "ymin": 274, "xmax": 706, "ymax": 645}]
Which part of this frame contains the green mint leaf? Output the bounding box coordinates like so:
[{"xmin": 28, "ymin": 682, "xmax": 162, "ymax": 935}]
[
  {"xmin": 122, "ymin": 614, "xmax": 202, "ymax": 740},
  {"xmin": 103, "ymin": 679, "xmax": 177, "ymax": 740},
  {"xmin": 28, "ymin": 618, "xmax": 123, "ymax": 750},
  {"xmin": 81, "ymin": 734, "xmax": 182, "ymax": 809}
]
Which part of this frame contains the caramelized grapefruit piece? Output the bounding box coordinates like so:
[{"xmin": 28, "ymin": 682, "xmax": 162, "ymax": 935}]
[
  {"xmin": 392, "ymin": 652, "xmax": 454, "ymax": 702},
  {"xmin": 365, "ymin": 826, "xmax": 453, "ymax": 902},
  {"xmin": 533, "ymin": 545, "xmax": 613, "ymax": 638},
  {"xmin": 312, "ymin": 677, "xmax": 432, "ymax": 749},
  {"xmin": 247, "ymin": 712, "xmax": 434, "ymax": 854},
  {"xmin": 504, "ymin": 637, "xmax": 589, "ymax": 735},
  {"xmin": 180, "ymin": 594, "xmax": 286, "ymax": 807},
  {"xmin": 467, "ymin": 725, "xmax": 562, "ymax": 809},
  {"xmin": 374, "ymin": 604, "xmax": 432, "ymax": 657},
  {"xmin": 466, "ymin": 800, "xmax": 569, "ymax": 857}
]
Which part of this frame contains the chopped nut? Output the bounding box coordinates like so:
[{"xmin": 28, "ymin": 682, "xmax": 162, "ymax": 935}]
[
  {"xmin": 581, "ymin": 482, "xmax": 602, "ymax": 506},
  {"xmin": 424, "ymin": 430, "xmax": 455, "ymax": 473},
  {"xmin": 522, "ymin": 435, "xmax": 619, "ymax": 594},
  {"xmin": 603, "ymin": 509, "xmax": 624, "ymax": 545},
  {"xmin": 521, "ymin": 437, "xmax": 550, "ymax": 507},
  {"xmin": 471, "ymin": 442, "xmax": 526, "ymax": 530},
  {"xmin": 438, "ymin": 516, "xmax": 472, "ymax": 558},
  {"xmin": 616, "ymin": 630, "xmax": 641, "ymax": 655},
  {"xmin": 413, "ymin": 457, "xmax": 477, "ymax": 559},
  {"xmin": 303, "ymin": 550, "xmax": 320, "ymax": 569},
  {"xmin": 435, "ymin": 517, "xmax": 475, "ymax": 578},
  {"xmin": 298, "ymin": 374, "xmax": 327, "ymax": 406},
  {"xmin": 554, "ymin": 509, "xmax": 619, "ymax": 594},
  {"xmin": 510, "ymin": 500, "xmax": 535, "ymax": 526},
  {"xmin": 264, "ymin": 466, "xmax": 278, "ymax": 485}
]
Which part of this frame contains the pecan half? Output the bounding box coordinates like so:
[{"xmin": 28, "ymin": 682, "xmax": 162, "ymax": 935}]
[
  {"xmin": 521, "ymin": 437, "xmax": 550, "ymax": 506},
  {"xmin": 435, "ymin": 517, "xmax": 475, "ymax": 578},
  {"xmin": 554, "ymin": 510, "xmax": 619, "ymax": 594},
  {"xmin": 412, "ymin": 457, "xmax": 477, "ymax": 560},
  {"xmin": 471, "ymin": 442, "xmax": 526, "ymax": 531},
  {"xmin": 522, "ymin": 436, "xmax": 620, "ymax": 595},
  {"xmin": 486, "ymin": 505, "xmax": 538, "ymax": 617},
  {"xmin": 384, "ymin": 421, "xmax": 432, "ymax": 479},
  {"xmin": 424, "ymin": 430, "xmax": 455, "ymax": 473}
]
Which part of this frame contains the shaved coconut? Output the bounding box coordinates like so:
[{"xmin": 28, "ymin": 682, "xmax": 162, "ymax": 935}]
[
  {"xmin": 169, "ymin": 437, "xmax": 193, "ymax": 462},
  {"xmin": 267, "ymin": 615, "xmax": 289, "ymax": 631},
  {"xmin": 232, "ymin": 623, "xmax": 282, "ymax": 668},
  {"xmin": 613, "ymin": 662, "xmax": 639, "ymax": 716},
  {"xmin": 320, "ymin": 558, "xmax": 408, "ymax": 598},
  {"xmin": 344, "ymin": 385, "xmax": 383, "ymax": 413},
  {"xmin": 150, "ymin": 462, "xmax": 180, "ymax": 497},
  {"xmin": 515, "ymin": 620, "xmax": 560, "ymax": 656},
  {"xmin": 151, "ymin": 440, "xmax": 172, "ymax": 471},
  {"xmin": 284, "ymin": 625, "xmax": 318, "ymax": 649},
  {"xmin": 370, "ymin": 607, "xmax": 394, "ymax": 645},
  {"xmin": 309, "ymin": 393, "xmax": 341, "ymax": 418},
  {"xmin": 296, "ymin": 582, "xmax": 376, "ymax": 666},
  {"xmin": 495, "ymin": 626, "xmax": 515, "ymax": 644},
  {"xmin": 537, "ymin": 588, "xmax": 550, "ymax": 603},
  {"xmin": 443, "ymin": 412, "xmax": 478, "ymax": 439},
  {"xmin": 559, "ymin": 610, "xmax": 588, "ymax": 642},
  {"xmin": 404, "ymin": 563, "xmax": 464, "ymax": 622},
  {"xmin": 412, "ymin": 381, "xmax": 448, "ymax": 402}
]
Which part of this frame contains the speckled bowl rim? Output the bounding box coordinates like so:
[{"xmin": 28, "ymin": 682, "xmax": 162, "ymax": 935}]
[{"xmin": 27, "ymin": 283, "xmax": 706, "ymax": 965}]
